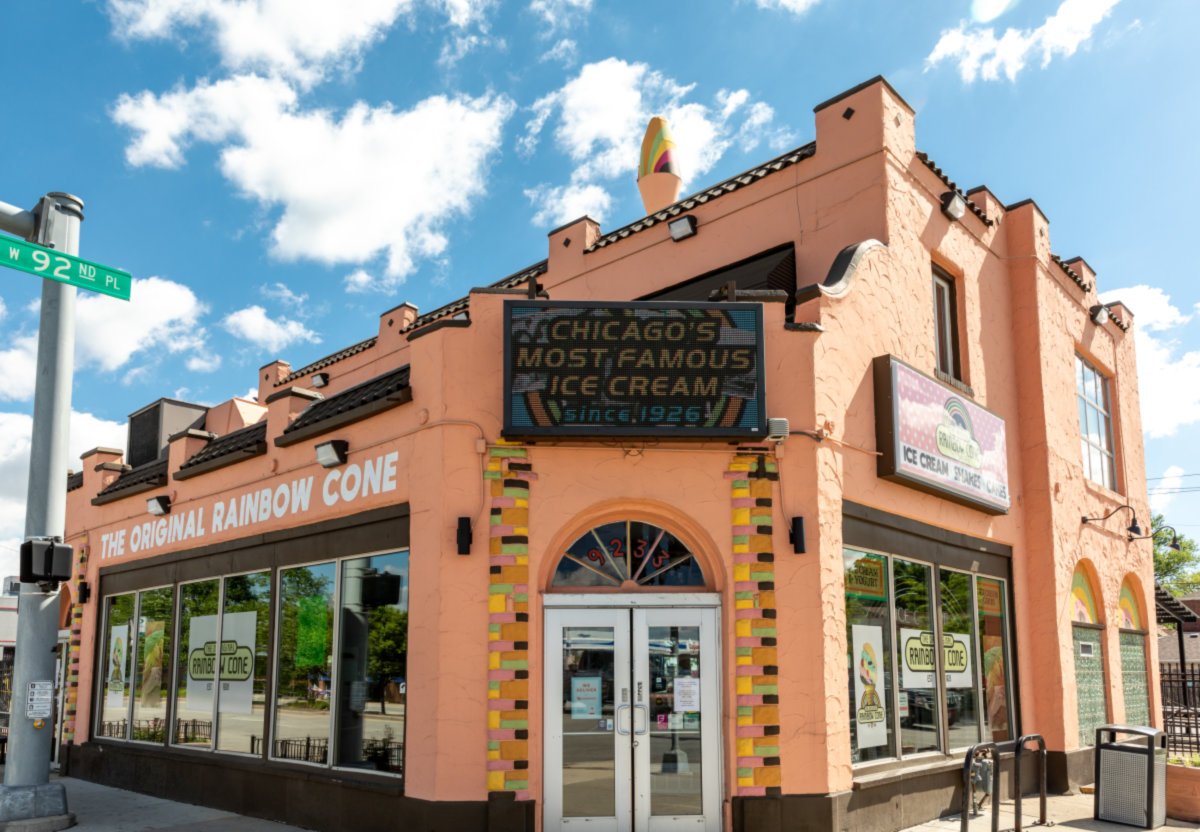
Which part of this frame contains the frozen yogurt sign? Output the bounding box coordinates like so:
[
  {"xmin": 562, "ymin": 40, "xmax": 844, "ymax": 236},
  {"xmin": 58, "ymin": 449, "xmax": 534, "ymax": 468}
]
[
  {"xmin": 873, "ymin": 355, "xmax": 1009, "ymax": 514},
  {"xmin": 98, "ymin": 450, "xmax": 401, "ymax": 559}
]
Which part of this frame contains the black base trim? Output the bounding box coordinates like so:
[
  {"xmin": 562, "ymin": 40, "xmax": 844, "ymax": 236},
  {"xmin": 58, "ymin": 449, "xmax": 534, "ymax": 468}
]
[{"xmin": 64, "ymin": 742, "xmax": 533, "ymax": 832}]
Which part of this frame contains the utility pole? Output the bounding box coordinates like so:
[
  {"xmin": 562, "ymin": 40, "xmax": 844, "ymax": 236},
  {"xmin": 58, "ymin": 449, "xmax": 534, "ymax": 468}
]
[{"xmin": 0, "ymin": 192, "xmax": 83, "ymax": 829}]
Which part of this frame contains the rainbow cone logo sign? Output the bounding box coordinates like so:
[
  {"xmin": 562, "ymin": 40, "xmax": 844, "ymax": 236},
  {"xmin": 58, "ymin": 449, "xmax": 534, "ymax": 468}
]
[
  {"xmin": 935, "ymin": 398, "xmax": 982, "ymax": 468},
  {"xmin": 852, "ymin": 624, "xmax": 887, "ymax": 748}
]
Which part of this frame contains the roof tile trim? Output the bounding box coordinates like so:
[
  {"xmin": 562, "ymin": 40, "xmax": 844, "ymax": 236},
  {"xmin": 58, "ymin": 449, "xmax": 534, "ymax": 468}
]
[
  {"xmin": 277, "ymin": 336, "xmax": 378, "ymax": 386},
  {"xmin": 275, "ymin": 364, "xmax": 412, "ymax": 447},
  {"xmin": 174, "ymin": 421, "xmax": 268, "ymax": 481},
  {"xmin": 586, "ymin": 143, "xmax": 817, "ymax": 253},
  {"xmin": 92, "ymin": 459, "xmax": 168, "ymax": 505},
  {"xmin": 1050, "ymin": 254, "xmax": 1093, "ymax": 292},
  {"xmin": 274, "ymin": 262, "xmax": 550, "ymax": 387},
  {"xmin": 914, "ymin": 152, "xmax": 992, "ymax": 227}
]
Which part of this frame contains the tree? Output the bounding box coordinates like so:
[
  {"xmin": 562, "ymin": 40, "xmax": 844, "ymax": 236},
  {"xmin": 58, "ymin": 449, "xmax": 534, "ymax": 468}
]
[
  {"xmin": 366, "ymin": 606, "xmax": 407, "ymax": 714},
  {"xmin": 1151, "ymin": 513, "xmax": 1200, "ymax": 597}
]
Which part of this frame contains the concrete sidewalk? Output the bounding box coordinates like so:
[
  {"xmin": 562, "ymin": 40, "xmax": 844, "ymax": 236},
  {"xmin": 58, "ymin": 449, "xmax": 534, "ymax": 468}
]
[
  {"xmin": 901, "ymin": 789, "xmax": 1193, "ymax": 832},
  {"xmin": 2, "ymin": 771, "xmax": 313, "ymax": 831}
]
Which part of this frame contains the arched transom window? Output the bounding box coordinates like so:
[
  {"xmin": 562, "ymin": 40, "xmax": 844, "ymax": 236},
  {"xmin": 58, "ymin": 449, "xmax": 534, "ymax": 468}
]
[{"xmin": 551, "ymin": 521, "xmax": 707, "ymax": 589}]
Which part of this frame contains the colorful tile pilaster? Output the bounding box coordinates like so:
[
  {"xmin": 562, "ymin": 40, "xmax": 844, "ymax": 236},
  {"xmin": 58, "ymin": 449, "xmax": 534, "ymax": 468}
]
[
  {"xmin": 63, "ymin": 540, "xmax": 88, "ymax": 743},
  {"xmin": 486, "ymin": 440, "xmax": 534, "ymax": 800},
  {"xmin": 728, "ymin": 449, "xmax": 782, "ymax": 797}
]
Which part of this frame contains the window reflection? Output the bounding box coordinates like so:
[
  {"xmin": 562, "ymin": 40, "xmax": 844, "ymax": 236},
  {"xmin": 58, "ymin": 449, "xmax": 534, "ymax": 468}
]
[
  {"xmin": 335, "ymin": 552, "xmax": 408, "ymax": 773},
  {"xmin": 173, "ymin": 580, "xmax": 219, "ymax": 748},
  {"xmin": 894, "ymin": 559, "xmax": 939, "ymax": 755},
  {"xmin": 844, "ymin": 550, "xmax": 895, "ymax": 763},
  {"xmin": 273, "ymin": 562, "xmax": 335, "ymax": 765},
  {"xmin": 99, "ymin": 594, "xmax": 135, "ymax": 738},
  {"xmin": 132, "ymin": 587, "xmax": 172, "ymax": 742},
  {"xmin": 940, "ymin": 569, "xmax": 980, "ymax": 750},
  {"xmin": 977, "ymin": 578, "xmax": 1012, "ymax": 742},
  {"xmin": 218, "ymin": 572, "xmax": 271, "ymax": 754}
]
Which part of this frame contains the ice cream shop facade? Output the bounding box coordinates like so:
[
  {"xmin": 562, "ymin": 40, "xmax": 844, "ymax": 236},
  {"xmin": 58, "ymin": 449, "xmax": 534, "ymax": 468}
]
[{"xmin": 58, "ymin": 78, "xmax": 1157, "ymax": 832}]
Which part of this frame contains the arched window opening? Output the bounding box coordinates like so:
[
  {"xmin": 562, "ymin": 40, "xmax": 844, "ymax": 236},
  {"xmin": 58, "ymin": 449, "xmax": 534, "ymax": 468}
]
[{"xmin": 551, "ymin": 521, "xmax": 706, "ymax": 590}]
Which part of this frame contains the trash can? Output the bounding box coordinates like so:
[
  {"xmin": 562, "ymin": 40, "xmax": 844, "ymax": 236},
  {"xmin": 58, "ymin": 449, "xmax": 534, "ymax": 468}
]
[{"xmin": 1093, "ymin": 724, "xmax": 1167, "ymax": 829}]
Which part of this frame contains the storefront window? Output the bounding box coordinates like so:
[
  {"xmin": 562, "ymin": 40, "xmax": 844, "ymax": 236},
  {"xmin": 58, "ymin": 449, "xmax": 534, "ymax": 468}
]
[
  {"xmin": 334, "ymin": 552, "xmax": 408, "ymax": 774},
  {"xmin": 131, "ymin": 587, "xmax": 173, "ymax": 742},
  {"xmin": 274, "ymin": 562, "xmax": 336, "ymax": 764},
  {"xmin": 940, "ymin": 569, "xmax": 980, "ymax": 750},
  {"xmin": 217, "ymin": 571, "xmax": 272, "ymax": 754},
  {"xmin": 976, "ymin": 577, "xmax": 1012, "ymax": 743},
  {"xmin": 894, "ymin": 559, "xmax": 939, "ymax": 755},
  {"xmin": 173, "ymin": 579, "xmax": 219, "ymax": 748},
  {"xmin": 844, "ymin": 549, "xmax": 894, "ymax": 763},
  {"xmin": 98, "ymin": 594, "xmax": 135, "ymax": 738}
]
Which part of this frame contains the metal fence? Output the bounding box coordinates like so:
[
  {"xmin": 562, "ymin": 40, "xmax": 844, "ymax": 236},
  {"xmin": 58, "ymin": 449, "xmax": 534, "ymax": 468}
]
[{"xmin": 1161, "ymin": 663, "xmax": 1200, "ymax": 755}]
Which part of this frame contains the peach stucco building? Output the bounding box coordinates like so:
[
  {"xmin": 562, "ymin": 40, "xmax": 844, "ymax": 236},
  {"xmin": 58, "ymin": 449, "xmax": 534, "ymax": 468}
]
[{"xmin": 57, "ymin": 77, "xmax": 1156, "ymax": 832}]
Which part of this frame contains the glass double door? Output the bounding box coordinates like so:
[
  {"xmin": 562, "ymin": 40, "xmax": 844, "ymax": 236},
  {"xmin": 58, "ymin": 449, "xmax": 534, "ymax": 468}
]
[{"xmin": 544, "ymin": 606, "xmax": 721, "ymax": 831}]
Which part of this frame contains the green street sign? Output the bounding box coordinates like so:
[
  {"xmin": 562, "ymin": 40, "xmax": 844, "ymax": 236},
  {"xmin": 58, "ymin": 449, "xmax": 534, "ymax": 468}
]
[{"xmin": 1, "ymin": 234, "xmax": 131, "ymax": 301}]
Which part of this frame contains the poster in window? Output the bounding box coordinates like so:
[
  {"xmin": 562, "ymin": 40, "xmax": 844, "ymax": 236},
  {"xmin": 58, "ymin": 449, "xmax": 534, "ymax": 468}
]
[
  {"xmin": 852, "ymin": 624, "xmax": 887, "ymax": 749},
  {"xmin": 900, "ymin": 628, "xmax": 974, "ymax": 689},
  {"xmin": 674, "ymin": 676, "xmax": 700, "ymax": 712},
  {"xmin": 105, "ymin": 624, "xmax": 128, "ymax": 708},
  {"xmin": 571, "ymin": 677, "xmax": 602, "ymax": 718},
  {"xmin": 185, "ymin": 612, "xmax": 257, "ymax": 714}
]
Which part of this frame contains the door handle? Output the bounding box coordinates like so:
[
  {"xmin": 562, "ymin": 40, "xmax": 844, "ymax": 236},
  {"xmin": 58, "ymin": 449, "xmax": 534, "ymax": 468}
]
[
  {"xmin": 616, "ymin": 703, "xmax": 632, "ymax": 735},
  {"xmin": 634, "ymin": 704, "xmax": 649, "ymax": 735}
]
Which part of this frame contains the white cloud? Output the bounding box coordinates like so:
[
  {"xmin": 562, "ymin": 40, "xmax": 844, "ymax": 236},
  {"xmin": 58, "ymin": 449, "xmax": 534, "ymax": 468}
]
[
  {"xmin": 0, "ymin": 297, "xmax": 6, "ymax": 321},
  {"xmin": 438, "ymin": 33, "xmax": 503, "ymax": 67},
  {"xmin": 1101, "ymin": 285, "xmax": 1200, "ymax": 439},
  {"xmin": 0, "ymin": 336, "xmax": 38, "ymax": 402},
  {"xmin": 524, "ymin": 183, "xmax": 612, "ymax": 226},
  {"xmin": 1149, "ymin": 465, "xmax": 1184, "ymax": 516},
  {"xmin": 116, "ymin": 76, "xmax": 514, "ymax": 290},
  {"xmin": 1101, "ymin": 285, "xmax": 1190, "ymax": 332},
  {"xmin": 113, "ymin": 75, "xmax": 299, "ymax": 168},
  {"xmin": 260, "ymin": 282, "xmax": 308, "ymax": 309},
  {"xmin": 0, "ymin": 408, "xmax": 127, "ymax": 575},
  {"xmin": 529, "ymin": 0, "xmax": 591, "ymax": 35},
  {"xmin": 107, "ymin": 0, "xmax": 417, "ymax": 88},
  {"xmin": 343, "ymin": 269, "xmax": 377, "ymax": 293},
  {"xmin": 540, "ymin": 38, "xmax": 577, "ymax": 65},
  {"xmin": 222, "ymin": 305, "xmax": 320, "ymax": 353},
  {"xmin": 0, "ymin": 277, "xmax": 209, "ymax": 400},
  {"xmin": 926, "ymin": 0, "xmax": 1121, "ymax": 82},
  {"xmin": 186, "ymin": 354, "xmax": 223, "ymax": 373},
  {"xmin": 521, "ymin": 58, "xmax": 791, "ymax": 226},
  {"xmin": 753, "ymin": 0, "xmax": 822, "ymax": 15},
  {"xmin": 971, "ymin": 0, "xmax": 1019, "ymax": 24},
  {"xmin": 75, "ymin": 276, "xmax": 210, "ymax": 372}
]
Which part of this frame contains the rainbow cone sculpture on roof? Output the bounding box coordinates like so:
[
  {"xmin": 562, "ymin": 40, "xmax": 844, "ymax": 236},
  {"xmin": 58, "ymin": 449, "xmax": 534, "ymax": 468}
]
[{"xmin": 637, "ymin": 116, "xmax": 683, "ymax": 215}]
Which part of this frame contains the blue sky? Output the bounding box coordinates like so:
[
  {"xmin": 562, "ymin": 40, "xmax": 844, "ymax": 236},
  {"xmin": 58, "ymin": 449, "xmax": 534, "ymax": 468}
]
[{"xmin": 1, "ymin": 0, "xmax": 1198, "ymax": 576}]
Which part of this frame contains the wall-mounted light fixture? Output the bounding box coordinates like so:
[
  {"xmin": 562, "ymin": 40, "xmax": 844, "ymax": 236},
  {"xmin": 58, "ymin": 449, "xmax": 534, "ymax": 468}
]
[
  {"xmin": 1082, "ymin": 504, "xmax": 1141, "ymax": 537},
  {"xmin": 311, "ymin": 372, "xmax": 330, "ymax": 388},
  {"xmin": 941, "ymin": 191, "xmax": 967, "ymax": 222},
  {"xmin": 457, "ymin": 516, "xmax": 473, "ymax": 555},
  {"xmin": 78, "ymin": 581, "xmax": 91, "ymax": 604},
  {"xmin": 315, "ymin": 439, "xmax": 349, "ymax": 468},
  {"xmin": 1089, "ymin": 304, "xmax": 1110, "ymax": 326},
  {"xmin": 146, "ymin": 495, "xmax": 171, "ymax": 516},
  {"xmin": 668, "ymin": 215, "xmax": 698, "ymax": 242},
  {"xmin": 1130, "ymin": 524, "xmax": 1182, "ymax": 551},
  {"xmin": 789, "ymin": 517, "xmax": 806, "ymax": 554}
]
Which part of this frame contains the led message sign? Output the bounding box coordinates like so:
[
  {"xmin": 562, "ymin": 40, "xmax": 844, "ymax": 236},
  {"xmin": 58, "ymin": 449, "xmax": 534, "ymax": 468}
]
[{"xmin": 504, "ymin": 300, "xmax": 766, "ymax": 438}]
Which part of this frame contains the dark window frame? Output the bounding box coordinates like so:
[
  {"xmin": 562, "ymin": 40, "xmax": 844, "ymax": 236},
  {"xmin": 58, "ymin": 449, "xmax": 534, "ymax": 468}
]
[{"xmin": 932, "ymin": 265, "xmax": 962, "ymax": 382}]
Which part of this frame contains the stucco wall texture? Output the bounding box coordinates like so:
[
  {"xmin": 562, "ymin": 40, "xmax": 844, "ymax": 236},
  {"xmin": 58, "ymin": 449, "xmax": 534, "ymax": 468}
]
[{"xmin": 62, "ymin": 77, "xmax": 1154, "ymax": 812}]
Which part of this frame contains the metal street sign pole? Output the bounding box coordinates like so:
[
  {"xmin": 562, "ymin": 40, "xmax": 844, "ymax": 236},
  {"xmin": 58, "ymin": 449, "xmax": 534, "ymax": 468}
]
[{"xmin": 0, "ymin": 192, "xmax": 82, "ymax": 828}]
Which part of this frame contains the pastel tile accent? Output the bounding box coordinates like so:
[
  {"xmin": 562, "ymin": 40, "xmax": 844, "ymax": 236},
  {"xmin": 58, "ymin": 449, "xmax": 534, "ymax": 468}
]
[
  {"xmin": 487, "ymin": 443, "xmax": 532, "ymax": 797},
  {"xmin": 730, "ymin": 451, "xmax": 783, "ymax": 798}
]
